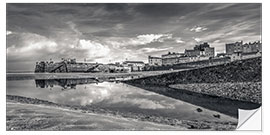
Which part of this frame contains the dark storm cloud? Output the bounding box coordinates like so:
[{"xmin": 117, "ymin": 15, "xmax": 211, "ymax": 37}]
[{"xmin": 6, "ymin": 3, "xmax": 261, "ymax": 71}]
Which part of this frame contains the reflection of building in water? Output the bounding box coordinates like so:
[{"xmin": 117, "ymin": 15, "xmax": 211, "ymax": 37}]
[{"xmin": 35, "ymin": 78, "xmax": 98, "ymax": 90}]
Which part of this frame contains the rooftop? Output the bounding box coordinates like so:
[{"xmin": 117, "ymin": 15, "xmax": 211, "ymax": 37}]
[
  {"xmin": 149, "ymin": 56, "xmax": 162, "ymax": 59},
  {"xmin": 123, "ymin": 61, "xmax": 145, "ymax": 64}
]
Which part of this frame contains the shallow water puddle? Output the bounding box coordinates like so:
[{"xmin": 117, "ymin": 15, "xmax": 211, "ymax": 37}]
[{"xmin": 7, "ymin": 79, "xmax": 236, "ymax": 122}]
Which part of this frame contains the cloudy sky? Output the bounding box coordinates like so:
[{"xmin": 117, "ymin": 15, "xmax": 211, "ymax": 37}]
[{"xmin": 7, "ymin": 3, "xmax": 261, "ymax": 71}]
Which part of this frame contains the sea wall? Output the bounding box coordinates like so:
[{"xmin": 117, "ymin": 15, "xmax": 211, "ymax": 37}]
[
  {"xmin": 125, "ymin": 57, "xmax": 261, "ymax": 85},
  {"xmin": 35, "ymin": 61, "xmax": 99, "ymax": 73},
  {"xmin": 124, "ymin": 57, "xmax": 262, "ymax": 104}
]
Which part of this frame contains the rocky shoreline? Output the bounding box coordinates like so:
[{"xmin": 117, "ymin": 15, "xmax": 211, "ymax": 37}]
[
  {"xmin": 169, "ymin": 82, "xmax": 261, "ymax": 104},
  {"xmin": 7, "ymin": 95, "xmax": 237, "ymax": 130}
]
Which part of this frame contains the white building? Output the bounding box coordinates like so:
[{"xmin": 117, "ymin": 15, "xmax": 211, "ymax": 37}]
[{"xmin": 122, "ymin": 61, "xmax": 145, "ymax": 71}]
